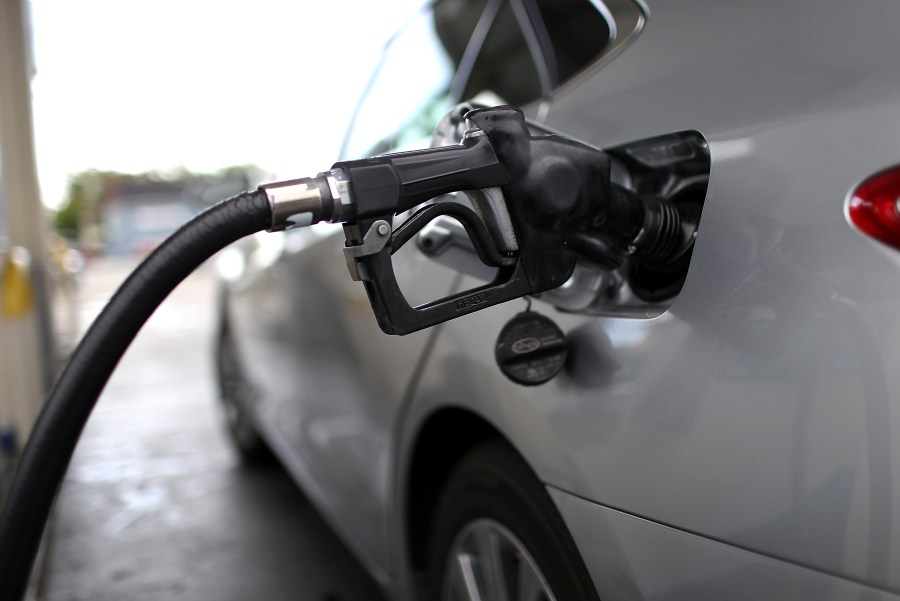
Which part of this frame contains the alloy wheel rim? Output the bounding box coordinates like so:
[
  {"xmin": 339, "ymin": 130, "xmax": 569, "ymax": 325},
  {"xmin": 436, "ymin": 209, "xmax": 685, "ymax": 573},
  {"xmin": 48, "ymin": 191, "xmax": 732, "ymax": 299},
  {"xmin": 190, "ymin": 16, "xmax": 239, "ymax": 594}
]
[{"xmin": 441, "ymin": 518, "xmax": 557, "ymax": 601}]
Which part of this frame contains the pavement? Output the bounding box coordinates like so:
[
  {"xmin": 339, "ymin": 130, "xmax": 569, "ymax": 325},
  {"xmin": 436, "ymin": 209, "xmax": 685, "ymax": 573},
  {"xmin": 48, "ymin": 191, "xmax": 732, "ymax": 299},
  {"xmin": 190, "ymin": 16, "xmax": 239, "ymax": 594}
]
[{"xmin": 40, "ymin": 258, "xmax": 386, "ymax": 601}]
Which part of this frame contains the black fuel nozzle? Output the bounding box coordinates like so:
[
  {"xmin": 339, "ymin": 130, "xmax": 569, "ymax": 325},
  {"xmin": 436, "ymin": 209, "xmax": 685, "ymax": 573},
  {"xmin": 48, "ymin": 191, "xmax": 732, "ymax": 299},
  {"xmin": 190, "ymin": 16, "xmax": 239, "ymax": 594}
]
[
  {"xmin": 260, "ymin": 106, "xmax": 688, "ymax": 335},
  {"xmin": 466, "ymin": 107, "xmax": 688, "ymax": 273}
]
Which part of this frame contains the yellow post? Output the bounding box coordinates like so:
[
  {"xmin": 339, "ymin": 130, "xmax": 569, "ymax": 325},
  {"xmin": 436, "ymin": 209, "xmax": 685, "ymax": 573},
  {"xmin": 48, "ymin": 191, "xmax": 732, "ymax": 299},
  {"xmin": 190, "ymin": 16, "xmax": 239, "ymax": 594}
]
[
  {"xmin": 0, "ymin": 246, "xmax": 42, "ymax": 444},
  {"xmin": 0, "ymin": 0, "xmax": 55, "ymax": 446}
]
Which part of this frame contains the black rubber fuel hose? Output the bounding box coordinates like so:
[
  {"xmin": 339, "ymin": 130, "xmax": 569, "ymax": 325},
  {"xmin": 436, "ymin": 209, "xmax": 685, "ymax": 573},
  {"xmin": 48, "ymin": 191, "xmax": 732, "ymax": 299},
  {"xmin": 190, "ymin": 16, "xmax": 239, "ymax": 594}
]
[{"xmin": 0, "ymin": 189, "xmax": 271, "ymax": 601}]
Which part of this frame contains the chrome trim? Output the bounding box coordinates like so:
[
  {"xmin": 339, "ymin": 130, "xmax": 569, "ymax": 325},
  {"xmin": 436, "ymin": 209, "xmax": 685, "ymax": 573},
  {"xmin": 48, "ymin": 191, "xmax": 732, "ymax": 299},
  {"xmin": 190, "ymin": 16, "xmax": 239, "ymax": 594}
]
[
  {"xmin": 326, "ymin": 168, "xmax": 353, "ymax": 222},
  {"xmin": 262, "ymin": 176, "xmax": 330, "ymax": 232},
  {"xmin": 588, "ymin": 0, "xmax": 619, "ymax": 43}
]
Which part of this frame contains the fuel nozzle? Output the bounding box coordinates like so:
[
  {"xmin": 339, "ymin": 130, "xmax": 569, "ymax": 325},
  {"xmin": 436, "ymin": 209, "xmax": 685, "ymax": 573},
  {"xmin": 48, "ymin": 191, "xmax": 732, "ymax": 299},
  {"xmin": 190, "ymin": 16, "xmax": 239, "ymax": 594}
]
[
  {"xmin": 259, "ymin": 105, "xmax": 692, "ymax": 335},
  {"xmin": 462, "ymin": 106, "xmax": 689, "ymax": 279}
]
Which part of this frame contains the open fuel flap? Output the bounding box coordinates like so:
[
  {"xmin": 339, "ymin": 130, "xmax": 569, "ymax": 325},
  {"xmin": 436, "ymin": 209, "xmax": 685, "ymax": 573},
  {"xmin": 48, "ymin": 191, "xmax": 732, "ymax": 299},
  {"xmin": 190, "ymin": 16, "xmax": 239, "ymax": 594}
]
[{"xmin": 414, "ymin": 118, "xmax": 710, "ymax": 318}]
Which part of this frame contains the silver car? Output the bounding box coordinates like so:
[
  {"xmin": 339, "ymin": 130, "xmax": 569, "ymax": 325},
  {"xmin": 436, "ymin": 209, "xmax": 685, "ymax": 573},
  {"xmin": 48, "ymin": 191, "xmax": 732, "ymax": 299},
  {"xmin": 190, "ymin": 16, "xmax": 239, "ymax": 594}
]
[{"xmin": 214, "ymin": 0, "xmax": 900, "ymax": 599}]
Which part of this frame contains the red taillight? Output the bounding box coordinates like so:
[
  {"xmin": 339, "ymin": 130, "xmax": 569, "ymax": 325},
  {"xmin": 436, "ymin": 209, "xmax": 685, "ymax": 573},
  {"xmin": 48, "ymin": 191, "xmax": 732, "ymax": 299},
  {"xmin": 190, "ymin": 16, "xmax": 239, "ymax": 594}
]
[{"xmin": 847, "ymin": 165, "xmax": 900, "ymax": 251}]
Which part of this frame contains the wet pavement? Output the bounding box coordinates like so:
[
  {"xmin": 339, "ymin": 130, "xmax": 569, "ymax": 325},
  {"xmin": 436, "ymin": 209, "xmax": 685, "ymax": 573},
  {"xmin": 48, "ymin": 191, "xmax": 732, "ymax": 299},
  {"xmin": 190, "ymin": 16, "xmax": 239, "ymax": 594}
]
[{"xmin": 42, "ymin": 258, "xmax": 386, "ymax": 601}]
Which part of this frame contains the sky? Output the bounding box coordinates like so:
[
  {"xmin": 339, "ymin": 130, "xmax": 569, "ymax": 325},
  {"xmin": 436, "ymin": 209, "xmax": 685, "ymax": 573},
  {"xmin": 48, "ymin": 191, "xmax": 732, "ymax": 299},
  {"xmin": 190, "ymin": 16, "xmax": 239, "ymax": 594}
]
[{"xmin": 30, "ymin": 0, "xmax": 424, "ymax": 209}]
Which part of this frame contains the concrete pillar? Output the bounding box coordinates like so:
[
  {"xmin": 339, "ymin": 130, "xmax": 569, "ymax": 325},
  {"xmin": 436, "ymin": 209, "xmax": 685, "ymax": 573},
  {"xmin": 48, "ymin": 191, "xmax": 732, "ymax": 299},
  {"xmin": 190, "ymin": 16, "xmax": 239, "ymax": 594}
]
[{"xmin": 0, "ymin": 0, "xmax": 54, "ymax": 446}]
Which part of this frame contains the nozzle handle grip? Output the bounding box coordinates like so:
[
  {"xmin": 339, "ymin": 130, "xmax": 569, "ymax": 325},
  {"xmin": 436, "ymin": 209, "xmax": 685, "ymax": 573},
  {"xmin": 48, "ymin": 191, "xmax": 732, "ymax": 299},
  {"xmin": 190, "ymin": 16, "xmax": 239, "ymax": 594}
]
[{"xmin": 333, "ymin": 134, "xmax": 506, "ymax": 221}]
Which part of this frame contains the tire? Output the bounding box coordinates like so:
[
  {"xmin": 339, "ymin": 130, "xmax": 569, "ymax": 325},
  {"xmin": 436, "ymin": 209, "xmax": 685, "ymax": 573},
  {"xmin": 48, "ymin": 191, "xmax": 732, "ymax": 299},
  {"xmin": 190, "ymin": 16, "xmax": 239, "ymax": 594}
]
[
  {"xmin": 215, "ymin": 322, "xmax": 272, "ymax": 463},
  {"xmin": 426, "ymin": 439, "xmax": 600, "ymax": 601}
]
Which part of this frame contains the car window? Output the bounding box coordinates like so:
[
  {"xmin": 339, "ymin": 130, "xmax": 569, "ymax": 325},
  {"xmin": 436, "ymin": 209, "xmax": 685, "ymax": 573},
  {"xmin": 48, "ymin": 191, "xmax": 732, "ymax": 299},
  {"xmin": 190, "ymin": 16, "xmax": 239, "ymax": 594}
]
[
  {"xmin": 533, "ymin": 0, "xmax": 612, "ymax": 84},
  {"xmin": 459, "ymin": 0, "xmax": 645, "ymax": 106},
  {"xmin": 460, "ymin": 1, "xmax": 543, "ymax": 106},
  {"xmin": 341, "ymin": 0, "xmax": 644, "ymax": 159},
  {"xmin": 340, "ymin": 0, "xmax": 489, "ymax": 160},
  {"xmin": 533, "ymin": 0, "xmax": 645, "ymax": 90}
]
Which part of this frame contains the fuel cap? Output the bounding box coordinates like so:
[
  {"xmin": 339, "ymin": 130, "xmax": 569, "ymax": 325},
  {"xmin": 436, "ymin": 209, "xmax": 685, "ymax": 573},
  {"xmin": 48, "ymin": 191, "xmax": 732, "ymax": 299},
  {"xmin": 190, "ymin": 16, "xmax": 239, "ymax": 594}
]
[{"xmin": 495, "ymin": 311, "xmax": 567, "ymax": 386}]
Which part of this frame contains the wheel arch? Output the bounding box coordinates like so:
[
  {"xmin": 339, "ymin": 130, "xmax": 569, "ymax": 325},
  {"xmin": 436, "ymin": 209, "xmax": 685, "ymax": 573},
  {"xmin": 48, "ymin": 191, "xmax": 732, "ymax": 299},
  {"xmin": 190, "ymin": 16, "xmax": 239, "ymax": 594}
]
[{"xmin": 404, "ymin": 406, "xmax": 511, "ymax": 572}]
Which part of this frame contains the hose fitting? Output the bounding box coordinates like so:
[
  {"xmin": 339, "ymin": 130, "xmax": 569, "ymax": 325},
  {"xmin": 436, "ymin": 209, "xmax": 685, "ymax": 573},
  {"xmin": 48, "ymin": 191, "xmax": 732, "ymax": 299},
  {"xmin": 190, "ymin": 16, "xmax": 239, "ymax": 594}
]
[
  {"xmin": 261, "ymin": 168, "xmax": 353, "ymax": 231},
  {"xmin": 630, "ymin": 195, "xmax": 686, "ymax": 263}
]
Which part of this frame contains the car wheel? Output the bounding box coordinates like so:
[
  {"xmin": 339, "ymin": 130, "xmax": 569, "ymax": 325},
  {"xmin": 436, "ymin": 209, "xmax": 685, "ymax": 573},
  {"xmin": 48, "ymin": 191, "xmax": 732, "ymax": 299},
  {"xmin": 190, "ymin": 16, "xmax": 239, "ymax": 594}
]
[
  {"xmin": 427, "ymin": 440, "xmax": 599, "ymax": 601},
  {"xmin": 215, "ymin": 324, "xmax": 272, "ymax": 462}
]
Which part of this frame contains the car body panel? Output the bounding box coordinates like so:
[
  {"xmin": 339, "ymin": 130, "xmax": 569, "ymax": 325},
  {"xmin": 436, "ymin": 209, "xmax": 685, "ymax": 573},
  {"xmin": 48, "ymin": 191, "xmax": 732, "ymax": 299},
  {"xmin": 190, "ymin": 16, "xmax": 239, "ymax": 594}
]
[
  {"xmin": 550, "ymin": 487, "xmax": 900, "ymax": 601},
  {"xmin": 224, "ymin": 0, "xmax": 900, "ymax": 597},
  {"xmin": 402, "ymin": 0, "xmax": 900, "ymax": 593},
  {"xmin": 227, "ymin": 225, "xmax": 460, "ymax": 582}
]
